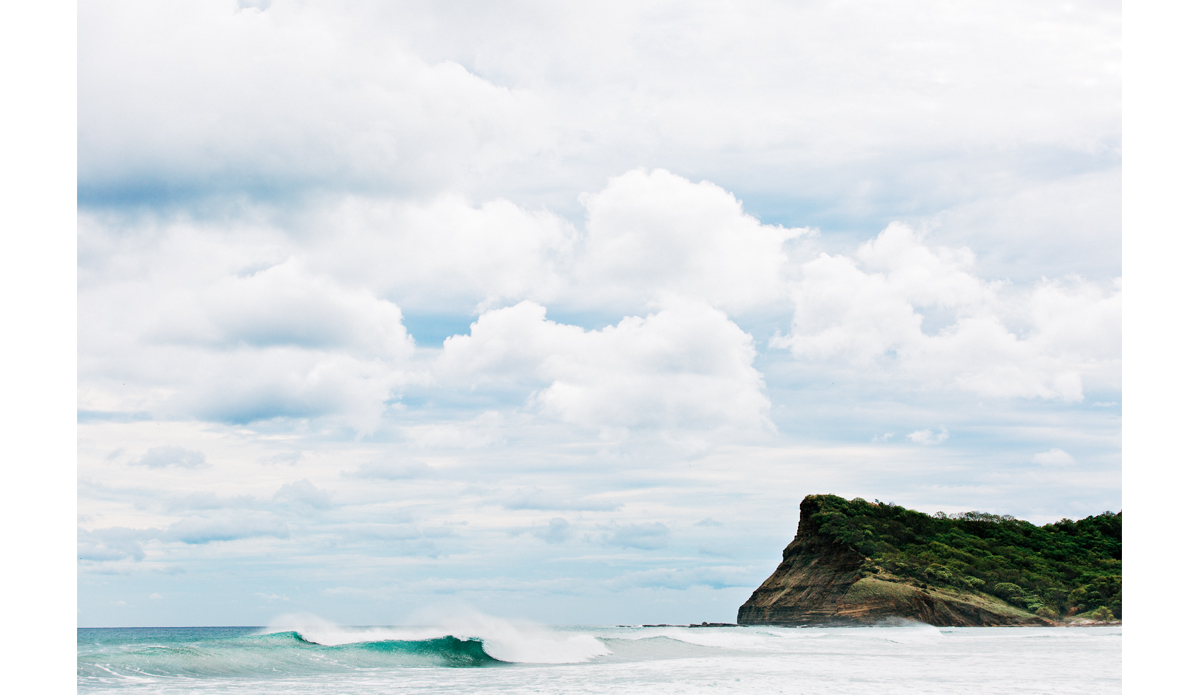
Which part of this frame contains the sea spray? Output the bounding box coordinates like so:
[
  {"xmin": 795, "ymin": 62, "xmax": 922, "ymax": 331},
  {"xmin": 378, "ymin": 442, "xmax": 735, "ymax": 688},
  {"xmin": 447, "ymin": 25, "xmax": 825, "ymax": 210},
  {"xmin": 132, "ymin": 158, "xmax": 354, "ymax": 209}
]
[
  {"xmin": 263, "ymin": 609, "xmax": 610, "ymax": 664},
  {"xmin": 80, "ymin": 621, "xmax": 1122, "ymax": 694}
]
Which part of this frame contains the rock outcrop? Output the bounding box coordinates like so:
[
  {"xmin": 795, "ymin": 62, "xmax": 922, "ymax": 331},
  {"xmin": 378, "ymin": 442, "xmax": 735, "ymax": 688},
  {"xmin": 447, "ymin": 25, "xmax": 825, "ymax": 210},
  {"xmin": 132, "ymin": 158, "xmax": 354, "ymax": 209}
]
[{"xmin": 737, "ymin": 496, "xmax": 1053, "ymax": 626}]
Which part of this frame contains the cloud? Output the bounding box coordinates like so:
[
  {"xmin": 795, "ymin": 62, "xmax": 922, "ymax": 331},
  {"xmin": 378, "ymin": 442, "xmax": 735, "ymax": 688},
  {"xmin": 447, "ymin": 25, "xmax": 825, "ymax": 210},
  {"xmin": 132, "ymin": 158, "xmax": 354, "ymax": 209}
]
[
  {"xmin": 1031, "ymin": 448, "xmax": 1077, "ymax": 466},
  {"xmin": 346, "ymin": 460, "xmax": 431, "ymax": 480},
  {"xmin": 535, "ymin": 518, "xmax": 571, "ymax": 544},
  {"xmin": 499, "ymin": 488, "xmax": 621, "ymax": 512},
  {"xmin": 165, "ymin": 514, "xmax": 291, "ymax": 545},
  {"xmin": 151, "ymin": 259, "xmax": 414, "ymax": 358},
  {"xmin": 438, "ymin": 300, "xmax": 770, "ymax": 433},
  {"xmin": 161, "ymin": 491, "xmax": 258, "ymax": 513},
  {"xmin": 574, "ymin": 169, "xmax": 809, "ymax": 313},
  {"xmin": 74, "ymin": 0, "xmax": 1124, "ymax": 627},
  {"xmin": 607, "ymin": 565, "xmax": 755, "ymax": 591},
  {"xmin": 171, "ymin": 348, "xmax": 407, "ymax": 434},
  {"xmin": 259, "ymin": 451, "xmax": 302, "ymax": 466},
  {"xmin": 907, "ymin": 428, "xmax": 950, "ymax": 446},
  {"xmin": 273, "ymin": 479, "xmax": 333, "ymax": 510},
  {"xmin": 772, "ymin": 223, "xmax": 1120, "ymax": 401},
  {"xmin": 399, "ymin": 411, "xmax": 507, "ymax": 449},
  {"xmin": 78, "ymin": 513, "xmax": 292, "ymax": 562},
  {"xmin": 306, "ymin": 195, "xmax": 576, "ymax": 314},
  {"xmin": 78, "ymin": 225, "xmax": 418, "ymax": 434},
  {"xmin": 78, "ymin": 0, "xmax": 1118, "ymax": 231},
  {"xmin": 78, "ymin": 527, "xmax": 154, "ymax": 562},
  {"xmin": 133, "ymin": 446, "xmax": 208, "ymax": 469},
  {"xmin": 79, "ymin": 0, "xmax": 544, "ymax": 205},
  {"xmin": 604, "ymin": 522, "xmax": 670, "ymax": 550}
]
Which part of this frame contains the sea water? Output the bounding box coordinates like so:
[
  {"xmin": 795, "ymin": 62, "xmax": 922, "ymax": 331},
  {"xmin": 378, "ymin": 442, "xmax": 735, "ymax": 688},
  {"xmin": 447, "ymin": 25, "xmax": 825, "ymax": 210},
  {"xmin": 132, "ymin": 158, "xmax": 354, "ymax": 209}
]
[{"xmin": 78, "ymin": 619, "xmax": 1121, "ymax": 694}]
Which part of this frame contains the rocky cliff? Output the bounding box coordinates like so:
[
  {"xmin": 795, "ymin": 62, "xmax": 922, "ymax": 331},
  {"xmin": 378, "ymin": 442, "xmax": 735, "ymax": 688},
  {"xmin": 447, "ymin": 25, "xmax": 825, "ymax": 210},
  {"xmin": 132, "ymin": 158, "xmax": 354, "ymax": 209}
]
[{"xmin": 737, "ymin": 496, "xmax": 1057, "ymax": 627}]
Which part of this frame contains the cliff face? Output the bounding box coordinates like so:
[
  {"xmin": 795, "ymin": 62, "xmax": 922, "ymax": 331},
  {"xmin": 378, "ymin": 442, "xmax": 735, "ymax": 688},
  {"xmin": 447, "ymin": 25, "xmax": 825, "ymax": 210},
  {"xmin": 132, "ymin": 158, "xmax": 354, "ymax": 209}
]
[{"xmin": 737, "ymin": 497, "xmax": 1053, "ymax": 627}]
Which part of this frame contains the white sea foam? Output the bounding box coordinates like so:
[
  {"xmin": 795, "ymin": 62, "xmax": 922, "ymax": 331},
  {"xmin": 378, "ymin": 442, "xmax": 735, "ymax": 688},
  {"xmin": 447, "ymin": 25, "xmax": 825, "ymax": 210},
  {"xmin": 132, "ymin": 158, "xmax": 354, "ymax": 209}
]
[
  {"xmin": 80, "ymin": 624, "xmax": 1123, "ymax": 694},
  {"xmin": 263, "ymin": 610, "xmax": 611, "ymax": 664}
]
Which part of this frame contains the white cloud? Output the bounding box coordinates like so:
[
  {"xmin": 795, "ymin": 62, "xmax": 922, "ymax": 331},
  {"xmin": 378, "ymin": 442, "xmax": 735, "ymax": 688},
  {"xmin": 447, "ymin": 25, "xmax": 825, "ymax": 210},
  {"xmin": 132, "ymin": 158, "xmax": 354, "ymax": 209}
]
[
  {"xmin": 535, "ymin": 518, "xmax": 571, "ymax": 545},
  {"xmin": 398, "ymin": 411, "xmax": 507, "ymax": 449},
  {"xmin": 78, "ymin": 527, "xmax": 153, "ymax": 562},
  {"xmin": 79, "ymin": 0, "xmax": 546, "ymax": 202},
  {"xmin": 74, "ymin": 0, "xmax": 1124, "ymax": 627},
  {"xmin": 438, "ymin": 300, "xmax": 770, "ymax": 433},
  {"xmin": 151, "ymin": 259, "xmax": 414, "ymax": 358},
  {"xmin": 273, "ymin": 480, "xmax": 333, "ymax": 510},
  {"xmin": 134, "ymin": 446, "xmax": 208, "ymax": 469},
  {"xmin": 259, "ymin": 452, "xmax": 302, "ymax": 466},
  {"xmin": 1031, "ymin": 448, "xmax": 1077, "ymax": 466},
  {"xmin": 575, "ymin": 169, "xmax": 809, "ymax": 313},
  {"xmin": 305, "ymin": 195, "xmax": 577, "ymax": 313},
  {"xmin": 605, "ymin": 522, "xmax": 671, "ymax": 550},
  {"xmin": 607, "ymin": 565, "xmax": 756, "ymax": 590},
  {"xmin": 80, "ymin": 0, "xmax": 1119, "ymax": 231},
  {"xmin": 78, "ymin": 226, "xmax": 417, "ymax": 433},
  {"xmin": 907, "ymin": 428, "xmax": 950, "ymax": 446},
  {"xmin": 499, "ymin": 488, "xmax": 622, "ymax": 512},
  {"xmin": 346, "ymin": 460, "xmax": 431, "ymax": 480},
  {"xmin": 773, "ymin": 223, "xmax": 1120, "ymax": 401},
  {"xmin": 165, "ymin": 514, "xmax": 291, "ymax": 545}
]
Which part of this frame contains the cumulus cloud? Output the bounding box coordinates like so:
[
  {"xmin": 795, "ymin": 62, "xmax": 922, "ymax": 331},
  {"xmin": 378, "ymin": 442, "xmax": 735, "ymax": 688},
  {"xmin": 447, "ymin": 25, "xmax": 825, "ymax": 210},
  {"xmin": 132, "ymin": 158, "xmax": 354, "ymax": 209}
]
[
  {"xmin": 79, "ymin": 223, "xmax": 418, "ymax": 434},
  {"xmin": 908, "ymin": 428, "xmax": 950, "ymax": 446},
  {"xmin": 306, "ymin": 195, "xmax": 576, "ymax": 313},
  {"xmin": 133, "ymin": 446, "xmax": 208, "ymax": 469},
  {"xmin": 75, "ymin": 0, "xmax": 1123, "ymax": 626},
  {"xmin": 79, "ymin": 0, "xmax": 1119, "ymax": 230},
  {"xmin": 1031, "ymin": 448, "xmax": 1077, "ymax": 466},
  {"xmin": 574, "ymin": 169, "xmax": 808, "ymax": 313},
  {"xmin": 151, "ymin": 259, "xmax": 414, "ymax": 358},
  {"xmin": 303, "ymin": 170, "xmax": 807, "ymax": 317},
  {"xmin": 79, "ymin": 0, "xmax": 545, "ymax": 204},
  {"xmin": 773, "ymin": 223, "xmax": 1121, "ymax": 401},
  {"xmin": 438, "ymin": 300, "xmax": 770, "ymax": 433},
  {"xmin": 273, "ymin": 479, "xmax": 334, "ymax": 510}
]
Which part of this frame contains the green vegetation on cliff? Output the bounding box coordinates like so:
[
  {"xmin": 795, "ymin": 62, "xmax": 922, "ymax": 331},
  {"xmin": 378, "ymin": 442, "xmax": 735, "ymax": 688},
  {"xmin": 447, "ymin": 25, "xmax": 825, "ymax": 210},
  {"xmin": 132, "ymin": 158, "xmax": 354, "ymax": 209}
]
[{"xmin": 801, "ymin": 494, "xmax": 1121, "ymax": 619}]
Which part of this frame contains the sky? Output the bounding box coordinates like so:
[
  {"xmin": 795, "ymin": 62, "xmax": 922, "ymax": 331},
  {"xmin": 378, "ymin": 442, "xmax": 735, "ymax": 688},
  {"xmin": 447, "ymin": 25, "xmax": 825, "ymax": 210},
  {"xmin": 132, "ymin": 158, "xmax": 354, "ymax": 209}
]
[{"xmin": 74, "ymin": 0, "xmax": 1124, "ymax": 628}]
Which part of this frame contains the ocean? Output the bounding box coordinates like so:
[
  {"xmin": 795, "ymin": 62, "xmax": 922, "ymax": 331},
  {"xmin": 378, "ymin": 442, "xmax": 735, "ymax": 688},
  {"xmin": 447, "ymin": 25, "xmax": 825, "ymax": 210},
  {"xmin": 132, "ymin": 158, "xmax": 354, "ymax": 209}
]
[{"xmin": 78, "ymin": 618, "xmax": 1121, "ymax": 694}]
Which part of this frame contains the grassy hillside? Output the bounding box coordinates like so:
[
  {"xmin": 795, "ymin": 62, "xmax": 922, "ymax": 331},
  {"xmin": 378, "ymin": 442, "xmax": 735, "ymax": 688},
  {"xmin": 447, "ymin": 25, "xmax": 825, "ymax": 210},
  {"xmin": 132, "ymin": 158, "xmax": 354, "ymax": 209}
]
[{"xmin": 801, "ymin": 494, "xmax": 1121, "ymax": 620}]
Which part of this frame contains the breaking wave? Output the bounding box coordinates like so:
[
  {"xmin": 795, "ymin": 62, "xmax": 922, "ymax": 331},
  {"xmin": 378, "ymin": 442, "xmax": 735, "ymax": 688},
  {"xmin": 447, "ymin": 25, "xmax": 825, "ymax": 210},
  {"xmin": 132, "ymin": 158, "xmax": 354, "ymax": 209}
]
[{"xmin": 78, "ymin": 612, "xmax": 613, "ymax": 682}]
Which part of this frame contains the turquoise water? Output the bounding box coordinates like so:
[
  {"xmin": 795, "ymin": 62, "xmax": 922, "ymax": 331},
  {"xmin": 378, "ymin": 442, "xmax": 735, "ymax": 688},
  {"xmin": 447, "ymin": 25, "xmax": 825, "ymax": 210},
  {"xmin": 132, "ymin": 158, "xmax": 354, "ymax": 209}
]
[{"xmin": 78, "ymin": 621, "xmax": 1121, "ymax": 694}]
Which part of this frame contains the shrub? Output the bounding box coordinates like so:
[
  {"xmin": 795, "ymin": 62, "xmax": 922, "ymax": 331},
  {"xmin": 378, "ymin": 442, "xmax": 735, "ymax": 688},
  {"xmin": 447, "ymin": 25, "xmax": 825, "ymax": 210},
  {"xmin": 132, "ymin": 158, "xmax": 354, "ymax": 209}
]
[
  {"xmin": 1036, "ymin": 605, "xmax": 1059, "ymax": 619},
  {"xmin": 798, "ymin": 494, "xmax": 1121, "ymax": 615},
  {"xmin": 993, "ymin": 582, "xmax": 1024, "ymax": 602}
]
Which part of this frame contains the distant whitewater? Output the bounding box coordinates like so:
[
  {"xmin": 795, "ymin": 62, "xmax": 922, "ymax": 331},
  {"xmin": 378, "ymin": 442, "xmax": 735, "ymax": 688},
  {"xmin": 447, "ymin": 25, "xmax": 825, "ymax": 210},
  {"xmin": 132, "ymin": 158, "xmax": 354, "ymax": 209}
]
[{"xmin": 79, "ymin": 614, "xmax": 1121, "ymax": 694}]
